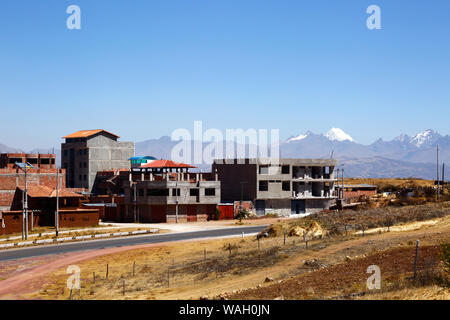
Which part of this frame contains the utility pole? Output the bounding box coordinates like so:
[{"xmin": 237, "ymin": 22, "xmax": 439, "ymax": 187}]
[
  {"xmin": 24, "ymin": 165, "xmax": 28, "ymax": 240},
  {"xmin": 437, "ymin": 145, "xmax": 440, "ymax": 201},
  {"xmin": 55, "ymin": 168, "xmax": 60, "ymax": 237},
  {"xmin": 336, "ymin": 168, "xmax": 340, "ymax": 199},
  {"xmin": 341, "ymin": 166, "xmax": 345, "ymax": 201},
  {"xmin": 175, "ymin": 169, "xmax": 179, "ymax": 223},
  {"xmin": 16, "ymin": 162, "xmax": 33, "ymax": 240},
  {"xmin": 134, "ymin": 182, "xmax": 137, "ymax": 223},
  {"xmin": 22, "ymin": 189, "xmax": 25, "ymax": 240}
]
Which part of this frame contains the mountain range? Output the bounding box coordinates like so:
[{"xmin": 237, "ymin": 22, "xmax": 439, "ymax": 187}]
[
  {"xmin": 134, "ymin": 128, "xmax": 448, "ymax": 179},
  {"xmin": 1, "ymin": 129, "xmax": 448, "ymax": 179}
]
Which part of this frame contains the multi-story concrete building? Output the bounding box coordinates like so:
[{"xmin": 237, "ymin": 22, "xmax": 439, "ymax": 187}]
[
  {"xmin": 212, "ymin": 158, "xmax": 338, "ymax": 216},
  {"xmin": 121, "ymin": 160, "xmax": 221, "ymax": 223},
  {"xmin": 61, "ymin": 130, "xmax": 134, "ymax": 192}
]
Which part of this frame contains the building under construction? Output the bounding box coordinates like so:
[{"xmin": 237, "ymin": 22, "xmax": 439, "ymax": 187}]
[
  {"xmin": 90, "ymin": 160, "xmax": 221, "ymax": 223},
  {"xmin": 212, "ymin": 158, "xmax": 338, "ymax": 216},
  {"xmin": 0, "ymin": 153, "xmax": 63, "ymax": 213}
]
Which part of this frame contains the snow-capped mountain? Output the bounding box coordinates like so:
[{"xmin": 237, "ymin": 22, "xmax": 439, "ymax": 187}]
[
  {"xmin": 286, "ymin": 131, "xmax": 312, "ymax": 142},
  {"xmin": 410, "ymin": 129, "xmax": 440, "ymax": 147},
  {"xmin": 325, "ymin": 128, "xmax": 354, "ymax": 142},
  {"xmin": 287, "ymin": 128, "xmax": 354, "ymax": 143}
]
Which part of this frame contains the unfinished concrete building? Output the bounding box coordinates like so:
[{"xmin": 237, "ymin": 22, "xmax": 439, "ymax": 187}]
[
  {"xmin": 97, "ymin": 160, "xmax": 221, "ymax": 223},
  {"xmin": 212, "ymin": 158, "xmax": 338, "ymax": 216},
  {"xmin": 61, "ymin": 130, "xmax": 134, "ymax": 192},
  {"xmin": 0, "ymin": 153, "xmax": 64, "ymax": 213},
  {"xmin": 0, "ymin": 153, "xmax": 56, "ymax": 169}
]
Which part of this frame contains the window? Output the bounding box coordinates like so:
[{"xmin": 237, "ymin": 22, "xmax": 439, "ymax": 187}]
[
  {"xmin": 84, "ymin": 175, "xmax": 87, "ymax": 181},
  {"xmin": 282, "ymin": 165, "xmax": 290, "ymax": 174},
  {"xmin": 190, "ymin": 189, "xmax": 199, "ymax": 196},
  {"xmin": 64, "ymin": 150, "xmax": 68, "ymax": 156},
  {"xmin": 172, "ymin": 188, "xmax": 180, "ymax": 197},
  {"xmin": 84, "ymin": 162, "xmax": 87, "ymax": 168},
  {"xmin": 282, "ymin": 181, "xmax": 290, "ymax": 191},
  {"xmin": 259, "ymin": 165, "xmax": 269, "ymax": 174},
  {"xmin": 79, "ymin": 175, "xmax": 82, "ymax": 181},
  {"xmin": 259, "ymin": 181, "xmax": 268, "ymax": 191},
  {"xmin": 147, "ymin": 189, "xmax": 169, "ymax": 196},
  {"xmin": 205, "ymin": 188, "xmax": 215, "ymax": 196}
]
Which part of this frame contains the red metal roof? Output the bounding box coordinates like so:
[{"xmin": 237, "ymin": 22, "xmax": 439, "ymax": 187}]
[
  {"xmin": 140, "ymin": 159, "xmax": 196, "ymax": 169},
  {"xmin": 63, "ymin": 129, "xmax": 119, "ymax": 139}
]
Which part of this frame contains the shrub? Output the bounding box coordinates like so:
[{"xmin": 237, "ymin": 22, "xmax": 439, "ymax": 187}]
[
  {"xmin": 214, "ymin": 208, "xmax": 221, "ymax": 221},
  {"xmin": 235, "ymin": 209, "xmax": 250, "ymax": 222},
  {"xmin": 439, "ymin": 242, "xmax": 450, "ymax": 275}
]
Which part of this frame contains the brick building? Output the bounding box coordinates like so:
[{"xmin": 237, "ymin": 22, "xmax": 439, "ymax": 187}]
[
  {"xmin": 0, "ymin": 153, "xmax": 65, "ymax": 212},
  {"xmin": 0, "ymin": 185, "xmax": 98, "ymax": 235}
]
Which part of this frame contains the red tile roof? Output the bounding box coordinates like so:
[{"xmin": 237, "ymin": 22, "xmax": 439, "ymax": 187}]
[
  {"xmin": 63, "ymin": 129, "xmax": 119, "ymax": 139},
  {"xmin": 17, "ymin": 186, "xmax": 84, "ymax": 198},
  {"xmin": 140, "ymin": 160, "xmax": 196, "ymax": 169}
]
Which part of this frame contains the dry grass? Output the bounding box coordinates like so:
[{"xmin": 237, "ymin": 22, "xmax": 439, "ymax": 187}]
[
  {"xmin": 345, "ymin": 178, "xmax": 435, "ymax": 191},
  {"xmin": 24, "ymin": 204, "xmax": 450, "ymax": 300}
]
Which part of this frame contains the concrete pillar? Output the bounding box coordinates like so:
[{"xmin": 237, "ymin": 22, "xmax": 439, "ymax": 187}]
[
  {"xmin": 150, "ymin": 172, "xmax": 153, "ymax": 181},
  {"xmin": 141, "ymin": 172, "xmax": 144, "ymax": 181},
  {"xmin": 129, "ymin": 171, "xmax": 132, "ymax": 182}
]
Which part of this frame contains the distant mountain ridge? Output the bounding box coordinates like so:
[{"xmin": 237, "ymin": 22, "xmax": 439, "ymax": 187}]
[
  {"xmin": 134, "ymin": 128, "xmax": 449, "ymax": 179},
  {"xmin": 1, "ymin": 128, "xmax": 448, "ymax": 179}
]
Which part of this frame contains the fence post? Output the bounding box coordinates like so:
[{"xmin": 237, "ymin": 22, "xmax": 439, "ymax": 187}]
[
  {"xmin": 204, "ymin": 248, "xmax": 206, "ymax": 261},
  {"xmin": 414, "ymin": 240, "xmax": 420, "ymax": 280},
  {"xmin": 168, "ymin": 267, "xmax": 170, "ymax": 288},
  {"xmin": 284, "ymin": 232, "xmax": 286, "ymax": 245},
  {"xmin": 106, "ymin": 264, "xmax": 109, "ymax": 280},
  {"xmin": 257, "ymin": 238, "xmax": 260, "ymax": 251},
  {"xmin": 228, "ymin": 243, "xmax": 232, "ymax": 255},
  {"xmin": 123, "ymin": 280, "xmax": 125, "ymax": 296},
  {"xmin": 305, "ymin": 240, "xmax": 308, "ymax": 250},
  {"xmin": 93, "ymin": 272, "xmax": 95, "ymax": 284},
  {"xmin": 133, "ymin": 261, "xmax": 135, "ymax": 277}
]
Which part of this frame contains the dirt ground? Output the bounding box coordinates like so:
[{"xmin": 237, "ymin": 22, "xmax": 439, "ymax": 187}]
[{"xmin": 0, "ymin": 211, "xmax": 447, "ymax": 300}]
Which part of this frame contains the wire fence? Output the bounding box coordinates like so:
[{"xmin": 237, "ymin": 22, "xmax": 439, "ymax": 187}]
[{"xmin": 66, "ymin": 221, "xmax": 429, "ymax": 299}]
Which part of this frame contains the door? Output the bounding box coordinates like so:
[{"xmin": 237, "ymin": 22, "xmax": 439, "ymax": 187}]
[
  {"xmin": 291, "ymin": 200, "xmax": 305, "ymax": 214},
  {"xmin": 255, "ymin": 200, "xmax": 265, "ymax": 216}
]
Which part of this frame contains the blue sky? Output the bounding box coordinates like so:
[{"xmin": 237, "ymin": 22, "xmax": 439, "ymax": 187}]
[{"xmin": 0, "ymin": 0, "xmax": 449, "ymax": 150}]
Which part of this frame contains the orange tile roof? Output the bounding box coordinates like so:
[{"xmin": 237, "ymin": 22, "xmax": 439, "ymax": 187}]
[
  {"xmin": 17, "ymin": 186, "xmax": 83, "ymax": 198},
  {"xmin": 140, "ymin": 159, "xmax": 196, "ymax": 169},
  {"xmin": 63, "ymin": 129, "xmax": 119, "ymax": 139}
]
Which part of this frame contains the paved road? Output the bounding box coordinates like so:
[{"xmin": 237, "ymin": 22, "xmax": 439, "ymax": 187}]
[{"xmin": 0, "ymin": 225, "xmax": 267, "ymax": 262}]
